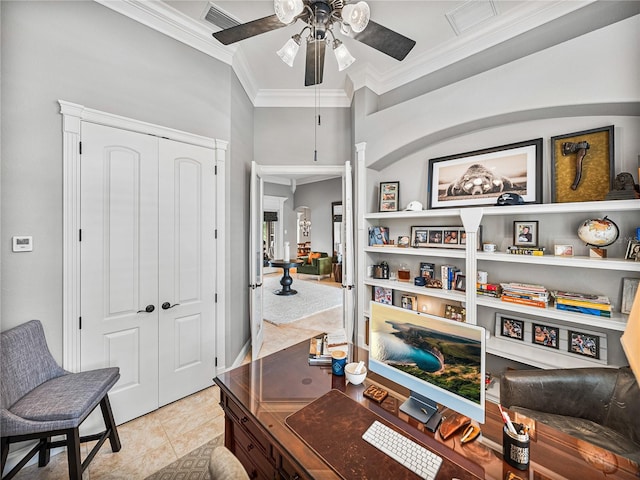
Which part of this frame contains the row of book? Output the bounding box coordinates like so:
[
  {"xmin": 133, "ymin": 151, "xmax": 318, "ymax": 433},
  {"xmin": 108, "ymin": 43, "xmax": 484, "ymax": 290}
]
[
  {"xmin": 506, "ymin": 246, "xmax": 546, "ymax": 256},
  {"xmin": 477, "ymin": 282, "xmax": 502, "ymax": 298},
  {"xmin": 553, "ymin": 291, "xmax": 612, "ymax": 317},
  {"xmin": 500, "ymin": 282, "xmax": 550, "ymax": 308},
  {"xmin": 441, "ymin": 264, "xmax": 461, "ymax": 290}
]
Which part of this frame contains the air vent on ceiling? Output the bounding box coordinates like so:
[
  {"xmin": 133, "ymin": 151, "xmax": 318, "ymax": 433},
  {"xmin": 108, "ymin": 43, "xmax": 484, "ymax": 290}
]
[
  {"xmin": 445, "ymin": 0, "xmax": 498, "ymax": 36},
  {"xmin": 203, "ymin": 3, "xmax": 241, "ymax": 30}
]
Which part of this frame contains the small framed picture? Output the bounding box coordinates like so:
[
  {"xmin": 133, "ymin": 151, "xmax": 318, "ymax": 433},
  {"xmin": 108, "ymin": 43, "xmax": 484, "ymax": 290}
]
[
  {"xmin": 397, "ymin": 235, "xmax": 411, "ymax": 248},
  {"xmin": 379, "ymin": 181, "xmax": 399, "ymax": 212},
  {"xmin": 513, "ymin": 220, "xmax": 539, "ymax": 247},
  {"xmin": 554, "ymin": 244, "xmax": 574, "ymax": 256},
  {"xmin": 621, "ymin": 277, "xmax": 640, "ymax": 314},
  {"xmin": 419, "ymin": 262, "xmax": 435, "ymax": 279},
  {"xmin": 444, "ymin": 304, "xmax": 466, "ymax": 322},
  {"xmin": 532, "ymin": 323, "xmax": 559, "ymax": 349},
  {"xmin": 568, "ymin": 330, "xmax": 600, "ymax": 359},
  {"xmin": 500, "ymin": 316, "xmax": 524, "ymax": 341},
  {"xmin": 401, "ymin": 294, "xmax": 418, "ymax": 311},
  {"xmin": 625, "ymin": 240, "xmax": 640, "ymax": 261},
  {"xmin": 373, "ymin": 286, "xmax": 392, "ymax": 305},
  {"xmin": 454, "ymin": 274, "xmax": 466, "ymax": 292}
]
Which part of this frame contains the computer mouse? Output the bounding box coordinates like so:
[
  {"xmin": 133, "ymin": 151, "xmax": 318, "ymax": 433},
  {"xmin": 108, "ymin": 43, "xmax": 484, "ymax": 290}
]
[{"xmin": 496, "ymin": 193, "xmax": 524, "ymax": 205}]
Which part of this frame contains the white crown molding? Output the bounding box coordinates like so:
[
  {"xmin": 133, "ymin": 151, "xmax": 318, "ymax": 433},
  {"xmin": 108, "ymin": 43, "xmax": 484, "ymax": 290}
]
[
  {"xmin": 254, "ymin": 89, "xmax": 351, "ymax": 108},
  {"xmin": 95, "ymin": 0, "xmax": 234, "ymax": 64}
]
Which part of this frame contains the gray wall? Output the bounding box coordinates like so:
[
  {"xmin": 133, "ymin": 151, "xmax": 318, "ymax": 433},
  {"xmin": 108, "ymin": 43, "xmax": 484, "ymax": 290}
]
[
  {"xmin": 0, "ymin": 1, "xmax": 234, "ymax": 361},
  {"xmin": 294, "ymin": 178, "xmax": 342, "ymax": 256}
]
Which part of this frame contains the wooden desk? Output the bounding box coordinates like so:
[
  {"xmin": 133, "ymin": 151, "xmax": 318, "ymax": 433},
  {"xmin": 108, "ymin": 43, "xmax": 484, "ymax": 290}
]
[{"xmin": 214, "ymin": 340, "xmax": 639, "ymax": 480}]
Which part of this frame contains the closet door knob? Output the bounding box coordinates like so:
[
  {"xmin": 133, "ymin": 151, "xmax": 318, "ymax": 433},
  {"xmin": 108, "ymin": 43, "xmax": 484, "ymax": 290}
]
[
  {"xmin": 162, "ymin": 302, "xmax": 180, "ymax": 310},
  {"xmin": 137, "ymin": 305, "xmax": 155, "ymax": 313}
]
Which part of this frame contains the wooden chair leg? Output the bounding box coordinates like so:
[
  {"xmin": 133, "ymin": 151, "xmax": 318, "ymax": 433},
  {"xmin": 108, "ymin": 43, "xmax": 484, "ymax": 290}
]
[
  {"xmin": 99, "ymin": 395, "xmax": 121, "ymax": 452},
  {"xmin": 66, "ymin": 429, "xmax": 82, "ymax": 480},
  {"xmin": 37, "ymin": 436, "xmax": 50, "ymax": 467}
]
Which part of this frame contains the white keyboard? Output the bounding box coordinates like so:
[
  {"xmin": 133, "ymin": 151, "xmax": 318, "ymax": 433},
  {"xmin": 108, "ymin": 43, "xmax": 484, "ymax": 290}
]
[{"xmin": 362, "ymin": 420, "xmax": 442, "ymax": 480}]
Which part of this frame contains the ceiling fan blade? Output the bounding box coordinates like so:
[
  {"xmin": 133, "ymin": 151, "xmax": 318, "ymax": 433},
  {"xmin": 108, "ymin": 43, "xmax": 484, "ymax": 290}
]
[
  {"xmin": 212, "ymin": 14, "xmax": 287, "ymax": 45},
  {"xmin": 305, "ymin": 40, "xmax": 326, "ymax": 87},
  {"xmin": 352, "ymin": 20, "xmax": 416, "ymax": 61}
]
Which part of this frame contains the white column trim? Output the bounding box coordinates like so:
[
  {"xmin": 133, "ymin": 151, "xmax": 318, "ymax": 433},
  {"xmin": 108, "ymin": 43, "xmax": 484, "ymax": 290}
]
[
  {"xmin": 59, "ymin": 99, "xmax": 227, "ymax": 374},
  {"xmin": 355, "ymin": 142, "xmax": 367, "ymax": 348}
]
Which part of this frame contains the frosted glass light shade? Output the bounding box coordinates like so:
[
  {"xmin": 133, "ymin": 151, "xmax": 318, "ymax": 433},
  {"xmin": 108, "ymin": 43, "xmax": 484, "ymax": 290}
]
[
  {"xmin": 274, "ymin": 0, "xmax": 304, "ymax": 24},
  {"xmin": 277, "ymin": 36, "xmax": 301, "ymax": 67},
  {"xmin": 333, "ymin": 41, "xmax": 355, "ymax": 71},
  {"xmin": 341, "ymin": 1, "xmax": 370, "ymax": 33}
]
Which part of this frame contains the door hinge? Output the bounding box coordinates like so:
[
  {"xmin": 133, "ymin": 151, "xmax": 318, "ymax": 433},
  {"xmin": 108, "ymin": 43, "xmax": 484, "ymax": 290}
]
[
  {"xmin": 215, "ymin": 229, "xmax": 218, "ymax": 239},
  {"xmin": 79, "ymin": 317, "xmax": 82, "ymax": 329},
  {"xmin": 215, "ymin": 293, "xmax": 218, "ymax": 303},
  {"xmin": 79, "ymin": 229, "xmax": 82, "ymax": 242},
  {"xmin": 215, "ymin": 357, "xmax": 218, "ymax": 367},
  {"xmin": 214, "ymin": 165, "xmax": 217, "ymax": 175},
  {"xmin": 79, "ymin": 142, "xmax": 82, "ymax": 155}
]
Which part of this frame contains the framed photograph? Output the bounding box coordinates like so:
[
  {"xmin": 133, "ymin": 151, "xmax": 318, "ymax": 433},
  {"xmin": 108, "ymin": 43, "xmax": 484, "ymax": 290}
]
[
  {"xmin": 397, "ymin": 235, "xmax": 411, "ymax": 248},
  {"xmin": 454, "ymin": 274, "xmax": 466, "ymax": 292},
  {"xmin": 401, "ymin": 294, "xmax": 418, "ymax": 311},
  {"xmin": 568, "ymin": 330, "xmax": 600, "ymax": 359},
  {"xmin": 368, "ymin": 226, "xmax": 389, "ymax": 246},
  {"xmin": 513, "ymin": 221, "xmax": 538, "ymax": 247},
  {"xmin": 625, "ymin": 240, "xmax": 640, "ymax": 261},
  {"xmin": 551, "ymin": 125, "xmax": 614, "ymax": 203},
  {"xmin": 500, "ymin": 316, "xmax": 524, "ymax": 341},
  {"xmin": 379, "ymin": 181, "xmax": 399, "ymax": 212},
  {"xmin": 532, "ymin": 323, "xmax": 559, "ymax": 349},
  {"xmin": 444, "ymin": 304, "xmax": 466, "ymax": 322},
  {"xmin": 410, "ymin": 225, "xmax": 481, "ymax": 250},
  {"xmin": 554, "ymin": 244, "xmax": 574, "ymax": 256},
  {"xmin": 373, "ymin": 286, "xmax": 392, "ymax": 305},
  {"xmin": 621, "ymin": 277, "xmax": 640, "ymax": 314},
  {"xmin": 427, "ymin": 138, "xmax": 543, "ymax": 209},
  {"xmin": 419, "ymin": 262, "xmax": 435, "ymax": 279}
]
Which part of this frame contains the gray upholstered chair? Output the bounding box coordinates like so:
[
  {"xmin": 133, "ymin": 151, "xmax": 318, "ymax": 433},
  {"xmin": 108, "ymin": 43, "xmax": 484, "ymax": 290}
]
[
  {"xmin": 1, "ymin": 320, "xmax": 121, "ymax": 480},
  {"xmin": 208, "ymin": 446, "xmax": 249, "ymax": 480}
]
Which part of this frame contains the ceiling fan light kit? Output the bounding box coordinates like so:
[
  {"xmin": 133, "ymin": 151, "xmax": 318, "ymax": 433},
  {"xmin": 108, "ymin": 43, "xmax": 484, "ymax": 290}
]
[{"xmin": 213, "ymin": 0, "xmax": 415, "ymax": 86}]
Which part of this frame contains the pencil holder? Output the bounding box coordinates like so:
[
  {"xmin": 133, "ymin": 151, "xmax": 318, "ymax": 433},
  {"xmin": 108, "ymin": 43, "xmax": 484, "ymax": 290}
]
[{"xmin": 503, "ymin": 423, "xmax": 529, "ymax": 470}]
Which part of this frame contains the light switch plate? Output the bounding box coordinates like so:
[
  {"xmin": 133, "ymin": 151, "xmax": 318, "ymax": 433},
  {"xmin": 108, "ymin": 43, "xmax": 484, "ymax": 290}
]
[{"xmin": 12, "ymin": 236, "xmax": 33, "ymax": 252}]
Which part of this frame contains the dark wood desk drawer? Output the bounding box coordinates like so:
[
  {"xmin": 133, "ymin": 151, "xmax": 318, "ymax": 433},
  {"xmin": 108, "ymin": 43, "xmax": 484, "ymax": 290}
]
[
  {"xmin": 233, "ymin": 438, "xmax": 274, "ymax": 480},
  {"xmin": 224, "ymin": 393, "xmax": 270, "ymax": 454},
  {"xmin": 234, "ymin": 423, "xmax": 275, "ymax": 478},
  {"xmin": 277, "ymin": 453, "xmax": 309, "ymax": 480}
]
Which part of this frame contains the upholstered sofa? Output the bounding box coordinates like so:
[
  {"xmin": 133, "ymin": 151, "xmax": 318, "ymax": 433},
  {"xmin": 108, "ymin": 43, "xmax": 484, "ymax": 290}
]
[
  {"xmin": 501, "ymin": 367, "xmax": 640, "ymax": 463},
  {"xmin": 297, "ymin": 252, "xmax": 332, "ymax": 279}
]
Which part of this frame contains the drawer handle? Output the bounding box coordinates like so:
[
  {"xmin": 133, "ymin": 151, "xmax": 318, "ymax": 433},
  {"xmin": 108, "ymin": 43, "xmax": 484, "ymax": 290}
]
[
  {"xmin": 250, "ymin": 470, "xmax": 258, "ymax": 479},
  {"xmin": 241, "ymin": 416, "xmax": 249, "ymax": 424},
  {"xmin": 247, "ymin": 443, "xmax": 254, "ymax": 451}
]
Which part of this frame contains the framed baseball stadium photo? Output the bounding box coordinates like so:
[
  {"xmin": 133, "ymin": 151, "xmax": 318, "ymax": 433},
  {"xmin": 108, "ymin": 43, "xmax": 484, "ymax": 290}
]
[{"xmin": 427, "ymin": 138, "xmax": 543, "ymax": 209}]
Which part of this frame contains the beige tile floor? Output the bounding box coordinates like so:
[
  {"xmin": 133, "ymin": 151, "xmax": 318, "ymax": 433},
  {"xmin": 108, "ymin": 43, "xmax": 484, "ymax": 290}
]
[{"xmin": 9, "ymin": 277, "xmax": 342, "ymax": 479}]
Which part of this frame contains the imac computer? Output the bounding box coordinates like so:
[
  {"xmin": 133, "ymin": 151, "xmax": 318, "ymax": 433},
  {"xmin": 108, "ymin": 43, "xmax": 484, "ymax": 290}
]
[{"xmin": 369, "ymin": 302, "xmax": 486, "ymax": 428}]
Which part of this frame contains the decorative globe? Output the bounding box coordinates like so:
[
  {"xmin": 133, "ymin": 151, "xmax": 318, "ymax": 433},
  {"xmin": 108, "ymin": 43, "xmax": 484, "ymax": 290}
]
[{"xmin": 577, "ymin": 217, "xmax": 619, "ymax": 247}]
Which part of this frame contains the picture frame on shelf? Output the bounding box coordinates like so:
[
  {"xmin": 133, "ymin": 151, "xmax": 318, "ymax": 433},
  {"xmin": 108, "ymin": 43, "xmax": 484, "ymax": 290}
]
[
  {"xmin": 397, "ymin": 235, "xmax": 411, "ymax": 248},
  {"xmin": 621, "ymin": 277, "xmax": 640, "ymax": 314},
  {"xmin": 419, "ymin": 262, "xmax": 435, "ymax": 279},
  {"xmin": 427, "ymin": 138, "xmax": 543, "ymax": 209},
  {"xmin": 513, "ymin": 220, "xmax": 538, "ymax": 247},
  {"xmin": 373, "ymin": 286, "xmax": 392, "ymax": 305},
  {"xmin": 625, "ymin": 240, "xmax": 640, "ymax": 261},
  {"xmin": 444, "ymin": 304, "xmax": 466, "ymax": 322},
  {"xmin": 499, "ymin": 315, "xmax": 524, "ymax": 341},
  {"xmin": 550, "ymin": 125, "xmax": 614, "ymax": 203},
  {"xmin": 379, "ymin": 181, "xmax": 399, "ymax": 212},
  {"xmin": 401, "ymin": 294, "xmax": 418, "ymax": 311},
  {"xmin": 368, "ymin": 226, "xmax": 390, "ymax": 246},
  {"xmin": 532, "ymin": 323, "xmax": 559, "ymax": 349},
  {"xmin": 554, "ymin": 244, "xmax": 574, "ymax": 256},
  {"xmin": 410, "ymin": 225, "xmax": 482, "ymax": 250},
  {"xmin": 454, "ymin": 274, "xmax": 466, "ymax": 292},
  {"xmin": 568, "ymin": 330, "xmax": 600, "ymax": 359}
]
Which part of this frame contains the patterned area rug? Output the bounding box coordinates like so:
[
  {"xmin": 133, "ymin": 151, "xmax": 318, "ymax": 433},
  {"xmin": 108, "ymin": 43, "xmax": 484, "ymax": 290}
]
[
  {"xmin": 263, "ymin": 275, "xmax": 343, "ymax": 324},
  {"xmin": 145, "ymin": 435, "xmax": 223, "ymax": 480}
]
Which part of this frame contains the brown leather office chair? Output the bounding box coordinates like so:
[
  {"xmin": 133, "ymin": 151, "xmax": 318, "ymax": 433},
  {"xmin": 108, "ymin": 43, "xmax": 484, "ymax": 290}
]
[{"xmin": 501, "ymin": 366, "xmax": 640, "ymax": 463}]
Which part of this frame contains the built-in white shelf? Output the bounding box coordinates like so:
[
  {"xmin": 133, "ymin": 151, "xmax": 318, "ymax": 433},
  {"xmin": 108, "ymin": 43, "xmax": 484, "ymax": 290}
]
[
  {"xmin": 364, "ymin": 246, "xmax": 466, "ymax": 259},
  {"xmin": 477, "ymin": 252, "xmax": 640, "ymax": 271},
  {"xmin": 365, "ymin": 278, "xmax": 466, "ymax": 302}
]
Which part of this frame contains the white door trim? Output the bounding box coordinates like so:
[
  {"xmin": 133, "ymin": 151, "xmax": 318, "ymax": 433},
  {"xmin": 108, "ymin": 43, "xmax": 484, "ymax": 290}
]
[{"xmin": 59, "ymin": 100, "xmax": 227, "ymax": 373}]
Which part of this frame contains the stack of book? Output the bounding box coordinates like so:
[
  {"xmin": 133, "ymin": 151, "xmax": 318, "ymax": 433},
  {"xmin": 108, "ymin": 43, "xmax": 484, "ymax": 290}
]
[
  {"xmin": 507, "ymin": 246, "xmax": 546, "ymax": 256},
  {"xmin": 553, "ymin": 291, "xmax": 612, "ymax": 317},
  {"xmin": 308, "ymin": 330, "xmax": 349, "ymax": 365},
  {"xmin": 441, "ymin": 264, "xmax": 460, "ymax": 290},
  {"xmin": 500, "ymin": 283, "xmax": 549, "ymax": 308},
  {"xmin": 476, "ymin": 282, "xmax": 502, "ymax": 298}
]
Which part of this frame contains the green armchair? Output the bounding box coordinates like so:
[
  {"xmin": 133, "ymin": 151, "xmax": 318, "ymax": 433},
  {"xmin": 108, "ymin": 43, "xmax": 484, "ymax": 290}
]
[{"xmin": 297, "ymin": 252, "xmax": 332, "ymax": 279}]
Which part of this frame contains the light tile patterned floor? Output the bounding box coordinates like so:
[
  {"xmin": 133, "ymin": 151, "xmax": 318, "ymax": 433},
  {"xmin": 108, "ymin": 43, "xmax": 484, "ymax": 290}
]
[{"xmin": 9, "ymin": 277, "xmax": 342, "ymax": 479}]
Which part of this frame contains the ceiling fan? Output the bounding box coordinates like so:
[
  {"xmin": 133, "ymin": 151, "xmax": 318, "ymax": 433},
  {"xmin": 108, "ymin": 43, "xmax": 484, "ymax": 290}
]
[{"xmin": 212, "ymin": 0, "xmax": 416, "ymax": 86}]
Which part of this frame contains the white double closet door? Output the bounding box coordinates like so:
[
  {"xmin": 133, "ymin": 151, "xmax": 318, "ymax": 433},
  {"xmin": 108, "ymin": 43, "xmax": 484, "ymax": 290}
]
[{"xmin": 80, "ymin": 122, "xmax": 216, "ymax": 424}]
